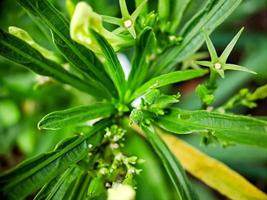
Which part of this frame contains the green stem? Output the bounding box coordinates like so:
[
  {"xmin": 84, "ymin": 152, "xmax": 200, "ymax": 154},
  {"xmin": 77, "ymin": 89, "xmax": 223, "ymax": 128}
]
[{"xmin": 207, "ymin": 68, "xmax": 218, "ymax": 89}]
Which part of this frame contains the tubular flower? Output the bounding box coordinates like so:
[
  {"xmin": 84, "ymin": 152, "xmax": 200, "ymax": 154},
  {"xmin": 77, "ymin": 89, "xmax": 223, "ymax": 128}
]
[{"xmin": 70, "ymin": 2, "xmax": 129, "ymax": 53}]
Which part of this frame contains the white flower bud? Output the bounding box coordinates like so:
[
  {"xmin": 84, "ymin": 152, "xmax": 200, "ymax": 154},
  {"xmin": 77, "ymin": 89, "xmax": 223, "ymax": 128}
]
[{"xmin": 107, "ymin": 184, "xmax": 136, "ymax": 200}]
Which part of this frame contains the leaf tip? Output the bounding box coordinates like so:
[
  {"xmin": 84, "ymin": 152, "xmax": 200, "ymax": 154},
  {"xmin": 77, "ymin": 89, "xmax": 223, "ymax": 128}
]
[{"xmin": 37, "ymin": 120, "xmax": 43, "ymax": 130}]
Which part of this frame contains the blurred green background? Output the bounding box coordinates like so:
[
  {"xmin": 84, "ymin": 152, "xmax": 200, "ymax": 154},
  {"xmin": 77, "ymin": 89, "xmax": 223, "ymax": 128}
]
[{"xmin": 0, "ymin": 0, "xmax": 266, "ymax": 199}]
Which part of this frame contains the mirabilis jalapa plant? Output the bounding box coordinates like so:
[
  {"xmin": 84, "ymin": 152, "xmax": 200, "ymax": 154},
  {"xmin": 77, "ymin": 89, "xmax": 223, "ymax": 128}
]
[{"xmin": 0, "ymin": 0, "xmax": 267, "ymax": 199}]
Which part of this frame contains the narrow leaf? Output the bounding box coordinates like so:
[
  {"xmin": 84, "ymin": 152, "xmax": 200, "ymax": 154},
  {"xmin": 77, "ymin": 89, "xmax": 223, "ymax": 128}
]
[
  {"xmin": 170, "ymin": 0, "xmax": 191, "ymax": 33},
  {"xmin": 38, "ymin": 102, "xmax": 115, "ymax": 130},
  {"xmin": 16, "ymin": 0, "xmax": 115, "ymax": 96},
  {"xmin": 131, "ymin": 0, "xmax": 148, "ymax": 21},
  {"xmin": 0, "ymin": 137, "xmax": 86, "ymax": 200},
  {"xmin": 128, "ymin": 28, "xmax": 156, "ymax": 91},
  {"xmin": 162, "ymin": 133, "xmax": 267, "ymax": 200},
  {"xmin": 131, "ymin": 69, "xmax": 208, "ymax": 100},
  {"xmin": 135, "ymin": 0, "xmax": 148, "ymax": 15},
  {"xmin": 65, "ymin": 171, "xmax": 91, "ymax": 200},
  {"xmin": 142, "ymin": 125, "xmax": 198, "ymax": 200},
  {"xmin": 158, "ymin": 108, "xmax": 267, "ymax": 148},
  {"xmin": 0, "ymin": 29, "xmax": 103, "ymax": 97},
  {"xmin": 34, "ymin": 167, "xmax": 81, "ymax": 200},
  {"xmin": 151, "ymin": 0, "xmax": 242, "ymax": 76},
  {"xmin": 92, "ymin": 30, "xmax": 126, "ymax": 100},
  {"xmin": 0, "ymin": 120, "xmax": 109, "ymax": 200}
]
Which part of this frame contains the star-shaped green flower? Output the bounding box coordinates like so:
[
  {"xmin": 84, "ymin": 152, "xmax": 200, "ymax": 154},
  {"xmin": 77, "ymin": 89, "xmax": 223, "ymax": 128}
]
[
  {"xmin": 102, "ymin": 0, "xmax": 147, "ymax": 39},
  {"xmin": 196, "ymin": 28, "xmax": 256, "ymax": 78}
]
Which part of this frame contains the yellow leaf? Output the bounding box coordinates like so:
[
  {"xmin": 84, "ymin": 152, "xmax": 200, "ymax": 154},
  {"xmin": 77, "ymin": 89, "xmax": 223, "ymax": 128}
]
[{"xmin": 161, "ymin": 133, "xmax": 267, "ymax": 200}]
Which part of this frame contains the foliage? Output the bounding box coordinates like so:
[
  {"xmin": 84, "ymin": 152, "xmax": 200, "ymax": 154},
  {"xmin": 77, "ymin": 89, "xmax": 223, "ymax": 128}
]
[{"xmin": 0, "ymin": 0, "xmax": 267, "ymax": 200}]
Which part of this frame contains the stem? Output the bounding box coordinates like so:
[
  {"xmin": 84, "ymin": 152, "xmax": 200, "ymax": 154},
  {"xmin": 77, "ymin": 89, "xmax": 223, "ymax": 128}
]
[{"xmin": 207, "ymin": 68, "xmax": 218, "ymax": 90}]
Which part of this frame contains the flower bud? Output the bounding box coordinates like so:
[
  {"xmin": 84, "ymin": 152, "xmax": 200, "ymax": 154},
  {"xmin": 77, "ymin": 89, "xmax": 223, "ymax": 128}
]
[{"xmin": 107, "ymin": 184, "xmax": 136, "ymax": 200}]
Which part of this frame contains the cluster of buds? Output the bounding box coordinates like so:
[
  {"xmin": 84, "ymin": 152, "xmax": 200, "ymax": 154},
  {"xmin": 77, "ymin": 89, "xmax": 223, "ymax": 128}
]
[
  {"xmin": 88, "ymin": 125, "xmax": 140, "ymax": 200},
  {"xmin": 104, "ymin": 125, "xmax": 126, "ymax": 144},
  {"xmin": 130, "ymin": 89, "xmax": 180, "ymax": 125},
  {"xmin": 142, "ymin": 89, "xmax": 180, "ymax": 115},
  {"xmin": 216, "ymin": 84, "xmax": 267, "ymax": 113}
]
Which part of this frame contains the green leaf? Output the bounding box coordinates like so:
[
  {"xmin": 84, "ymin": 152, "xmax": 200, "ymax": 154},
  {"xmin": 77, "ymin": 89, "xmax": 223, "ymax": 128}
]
[
  {"xmin": 135, "ymin": 0, "xmax": 148, "ymax": 15},
  {"xmin": 0, "ymin": 120, "xmax": 109, "ymax": 200},
  {"xmin": 127, "ymin": 28, "xmax": 156, "ymax": 91},
  {"xmin": 0, "ymin": 137, "xmax": 86, "ymax": 200},
  {"xmin": 34, "ymin": 167, "xmax": 82, "ymax": 200},
  {"xmin": 38, "ymin": 102, "xmax": 115, "ymax": 130},
  {"xmin": 158, "ymin": 108, "xmax": 267, "ymax": 148},
  {"xmin": 16, "ymin": 0, "xmax": 115, "ymax": 97},
  {"xmin": 142, "ymin": 125, "xmax": 198, "ymax": 200},
  {"xmin": 92, "ymin": 30, "xmax": 126, "ymax": 100},
  {"xmin": 0, "ymin": 29, "xmax": 103, "ymax": 98},
  {"xmin": 131, "ymin": 69, "xmax": 208, "ymax": 101},
  {"xmin": 64, "ymin": 171, "xmax": 92, "ymax": 200},
  {"xmin": 151, "ymin": 0, "xmax": 242, "ymax": 76},
  {"xmin": 170, "ymin": 0, "xmax": 191, "ymax": 33}
]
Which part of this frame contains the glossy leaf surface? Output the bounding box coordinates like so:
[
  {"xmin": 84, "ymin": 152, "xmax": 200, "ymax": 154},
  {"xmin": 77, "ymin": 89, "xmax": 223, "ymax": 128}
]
[
  {"xmin": 0, "ymin": 29, "xmax": 103, "ymax": 97},
  {"xmin": 0, "ymin": 121, "xmax": 109, "ymax": 200},
  {"xmin": 128, "ymin": 28, "xmax": 156, "ymax": 91},
  {"xmin": 142, "ymin": 125, "xmax": 198, "ymax": 200},
  {"xmin": 131, "ymin": 69, "xmax": 208, "ymax": 100},
  {"xmin": 38, "ymin": 102, "xmax": 115, "ymax": 130},
  {"xmin": 158, "ymin": 108, "xmax": 267, "ymax": 148},
  {"xmin": 16, "ymin": 0, "xmax": 115, "ymax": 97},
  {"xmin": 152, "ymin": 0, "xmax": 242, "ymax": 75},
  {"xmin": 92, "ymin": 30, "xmax": 126, "ymax": 100}
]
